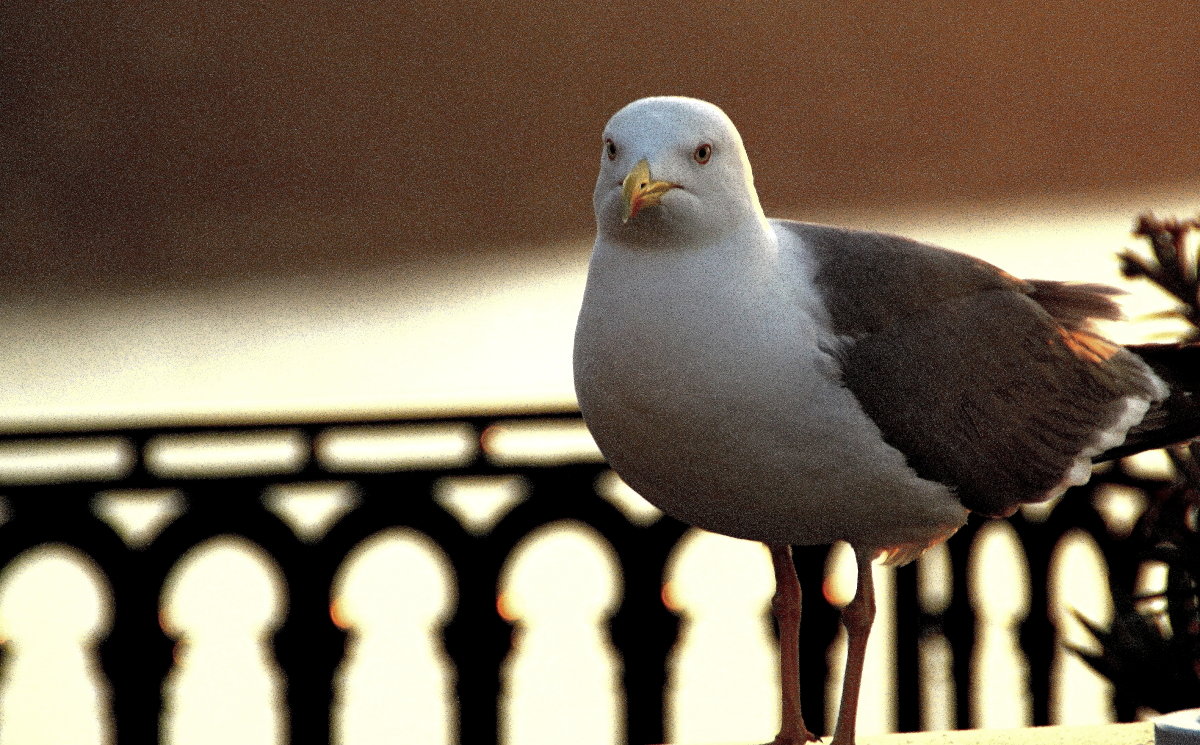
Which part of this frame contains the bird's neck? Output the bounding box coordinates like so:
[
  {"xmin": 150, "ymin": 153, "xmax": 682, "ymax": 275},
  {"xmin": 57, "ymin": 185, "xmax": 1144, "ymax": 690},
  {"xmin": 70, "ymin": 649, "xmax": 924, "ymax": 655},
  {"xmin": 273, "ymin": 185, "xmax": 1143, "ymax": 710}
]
[
  {"xmin": 589, "ymin": 221, "xmax": 784, "ymax": 314},
  {"xmin": 599, "ymin": 211, "xmax": 775, "ymax": 256}
]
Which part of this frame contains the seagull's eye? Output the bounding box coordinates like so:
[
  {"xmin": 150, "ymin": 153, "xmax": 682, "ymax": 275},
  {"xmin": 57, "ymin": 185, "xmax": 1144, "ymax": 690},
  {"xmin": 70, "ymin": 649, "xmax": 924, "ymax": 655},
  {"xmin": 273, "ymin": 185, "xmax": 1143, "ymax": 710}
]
[
  {"xmin": 693, "ymin": 143, "xmax": 712, "ymax": 165},
  {"xmin": 604, "ymin": 138, "xmax": 617, "ymax": 160}
]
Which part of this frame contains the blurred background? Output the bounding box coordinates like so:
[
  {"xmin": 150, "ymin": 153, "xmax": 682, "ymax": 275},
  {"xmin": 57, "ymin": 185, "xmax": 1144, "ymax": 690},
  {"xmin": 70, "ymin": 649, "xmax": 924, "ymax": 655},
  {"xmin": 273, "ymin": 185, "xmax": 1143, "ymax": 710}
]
[
  {"xmin": 4, "ymin": 0, "xmax": 1200, "ymax": 425},
  {"xmin": 21, "ymin": 0, "xmax": 1199, "ymax": 290},
  {"xmin": 1, "ymin": 1, "xmax": 1198, "ymax": 743}
]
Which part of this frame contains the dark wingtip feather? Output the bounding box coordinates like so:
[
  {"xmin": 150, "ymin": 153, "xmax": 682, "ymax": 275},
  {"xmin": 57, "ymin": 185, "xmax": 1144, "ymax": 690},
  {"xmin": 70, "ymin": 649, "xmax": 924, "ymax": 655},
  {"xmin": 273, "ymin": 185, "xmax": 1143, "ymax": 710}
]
[{"xmin": 1099, "ymin": 344, "xmax": 1200, "ymax": 460}]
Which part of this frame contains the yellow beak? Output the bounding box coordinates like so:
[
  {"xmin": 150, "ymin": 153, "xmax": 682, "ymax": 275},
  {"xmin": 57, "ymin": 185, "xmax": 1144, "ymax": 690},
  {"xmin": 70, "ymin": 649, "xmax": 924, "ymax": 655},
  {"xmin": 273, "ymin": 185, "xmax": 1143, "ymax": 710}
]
[{"xmin": 621, "ymin": 159, "xmax": 677, "ymax": 223}]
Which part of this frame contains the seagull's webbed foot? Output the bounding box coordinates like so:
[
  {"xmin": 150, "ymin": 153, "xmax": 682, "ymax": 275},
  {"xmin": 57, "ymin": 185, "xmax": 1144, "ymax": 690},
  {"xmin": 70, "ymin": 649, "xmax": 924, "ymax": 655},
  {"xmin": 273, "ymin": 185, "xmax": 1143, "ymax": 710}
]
[{"xmin": 764, "ymin": 729, "xmax": 822, "ymax": 745}]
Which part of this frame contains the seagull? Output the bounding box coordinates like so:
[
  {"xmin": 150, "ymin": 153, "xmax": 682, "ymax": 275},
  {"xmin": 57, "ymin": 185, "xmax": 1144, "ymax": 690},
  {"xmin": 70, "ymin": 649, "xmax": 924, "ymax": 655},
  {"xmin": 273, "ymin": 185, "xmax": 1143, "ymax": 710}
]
[{"xmin": 573, "ymin": 96, "xmax": 1187, "ymax": 745}]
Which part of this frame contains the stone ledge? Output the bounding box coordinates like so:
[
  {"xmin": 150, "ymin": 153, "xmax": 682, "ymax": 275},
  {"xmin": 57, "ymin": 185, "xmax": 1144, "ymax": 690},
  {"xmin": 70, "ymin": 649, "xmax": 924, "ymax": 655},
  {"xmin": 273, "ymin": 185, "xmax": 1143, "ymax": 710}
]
[
  {"xmin": 842, "ymin": 722, "xmax": 1154, "ymax": 745},
  {"xmin": 664, "ymin": 721, "xmax": 1158, "ymax": 745}
]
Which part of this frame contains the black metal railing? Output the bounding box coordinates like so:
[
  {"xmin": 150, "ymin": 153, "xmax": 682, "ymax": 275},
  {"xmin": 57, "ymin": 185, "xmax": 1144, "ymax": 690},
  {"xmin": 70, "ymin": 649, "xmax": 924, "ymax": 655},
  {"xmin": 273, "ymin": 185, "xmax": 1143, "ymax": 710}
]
[{"xmin": 0, "ymin": 409, "xmax": 1173, "ymax": 744}]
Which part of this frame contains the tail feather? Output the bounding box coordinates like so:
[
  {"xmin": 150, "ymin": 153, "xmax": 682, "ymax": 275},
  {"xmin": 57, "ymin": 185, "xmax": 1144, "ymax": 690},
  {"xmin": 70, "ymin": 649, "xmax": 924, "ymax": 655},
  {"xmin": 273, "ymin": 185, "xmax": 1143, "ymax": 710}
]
[
  {"xmin": 1099, "ymin": 344, "xmax": 1200, "ymax": 461},
  {"xmin": 1026, "ymin": 279, "xmax": 1126, "ymax": 330}
]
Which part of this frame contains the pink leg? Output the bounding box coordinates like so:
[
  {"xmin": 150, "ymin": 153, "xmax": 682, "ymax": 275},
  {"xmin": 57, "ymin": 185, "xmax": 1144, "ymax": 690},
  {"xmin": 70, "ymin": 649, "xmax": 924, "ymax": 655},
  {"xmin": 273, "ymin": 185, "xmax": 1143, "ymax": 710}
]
[
  {"xmin": 766, "ymin": 543, "xmax": 820, "ymax": 744},
  {"xmin": 831, "ymin": 548, "xmax": 877, "ymax": 745}
]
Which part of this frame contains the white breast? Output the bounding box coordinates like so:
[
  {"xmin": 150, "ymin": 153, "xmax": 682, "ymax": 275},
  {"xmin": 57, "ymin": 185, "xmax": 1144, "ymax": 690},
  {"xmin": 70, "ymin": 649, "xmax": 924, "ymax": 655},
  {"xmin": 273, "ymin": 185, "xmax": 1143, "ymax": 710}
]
[{"xmin": 573, "ymin": 228, "xmax": 968, "ymax": 549}]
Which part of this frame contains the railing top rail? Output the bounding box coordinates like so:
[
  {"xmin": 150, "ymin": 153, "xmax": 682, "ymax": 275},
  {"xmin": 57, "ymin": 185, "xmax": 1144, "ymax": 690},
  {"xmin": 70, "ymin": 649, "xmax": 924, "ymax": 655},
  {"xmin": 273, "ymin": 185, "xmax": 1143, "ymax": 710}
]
[{"xmin": 0, "ymin": 405, "xmax": 584, "ymax": 442}]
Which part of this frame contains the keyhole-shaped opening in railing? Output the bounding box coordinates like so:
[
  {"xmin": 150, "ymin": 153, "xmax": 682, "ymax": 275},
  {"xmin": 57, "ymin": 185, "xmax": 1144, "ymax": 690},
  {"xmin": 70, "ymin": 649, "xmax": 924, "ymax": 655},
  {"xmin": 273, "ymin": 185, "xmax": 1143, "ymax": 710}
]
[
  {"xmin": 0, "ymin": 545, "xmax": 113, "ymax": 745},
  {"xmin": 499, "ymin": 520, "xmax": 621, "ymax": 745},
  {"xmin": 969, "ymin": 521, "xmax": 1031, "ymax": 729},
  {"xmin": 332, "ymin": 528, "xmax": 456, "ymax": 745},
  {"xmin": 917, "ymin": 540, "xmax": 955, "ymax": 731},
  {"xmin": 663, "ymin": 530, "xmax": 777, "ymax": 745},
  {"xmin": 1049, "ymin": 529, "xmax": 1113, "ymax": 724},
  {"xmin": 160, "ymin": 536, "xmax": 286, "ymax": 745}
]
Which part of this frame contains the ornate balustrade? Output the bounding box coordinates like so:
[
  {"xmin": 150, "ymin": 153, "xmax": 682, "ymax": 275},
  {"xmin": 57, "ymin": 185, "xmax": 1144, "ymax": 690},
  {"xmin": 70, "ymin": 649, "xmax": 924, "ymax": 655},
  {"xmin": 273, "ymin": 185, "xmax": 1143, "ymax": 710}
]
[{"xmin": 0, "ymin": 410, "xmax": 1169, "ymax": 744}]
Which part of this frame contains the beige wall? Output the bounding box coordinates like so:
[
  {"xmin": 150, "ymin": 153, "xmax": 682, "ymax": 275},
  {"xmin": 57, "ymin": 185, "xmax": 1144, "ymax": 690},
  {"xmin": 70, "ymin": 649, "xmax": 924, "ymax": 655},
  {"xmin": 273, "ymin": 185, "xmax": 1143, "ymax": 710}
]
[{"xmin": 4, "ymin": 1, "xmax": 1199, "ymax": 299}]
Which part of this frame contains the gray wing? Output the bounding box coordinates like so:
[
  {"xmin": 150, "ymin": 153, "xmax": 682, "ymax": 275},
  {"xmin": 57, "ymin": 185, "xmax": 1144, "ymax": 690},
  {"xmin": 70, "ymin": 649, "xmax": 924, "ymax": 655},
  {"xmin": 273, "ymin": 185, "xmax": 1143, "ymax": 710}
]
[{"xmin": 778, "ymin": 220, "xmax": 1166, "ymax": 517}]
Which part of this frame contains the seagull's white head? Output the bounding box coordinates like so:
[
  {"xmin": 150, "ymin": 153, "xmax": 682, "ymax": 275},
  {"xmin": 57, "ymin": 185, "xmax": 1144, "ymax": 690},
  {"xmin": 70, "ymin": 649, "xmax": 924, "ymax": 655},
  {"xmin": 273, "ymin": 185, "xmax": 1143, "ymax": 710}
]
[{"xmin": 594, "ymin": 96, "xmax": 765, "ymax": 245}]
